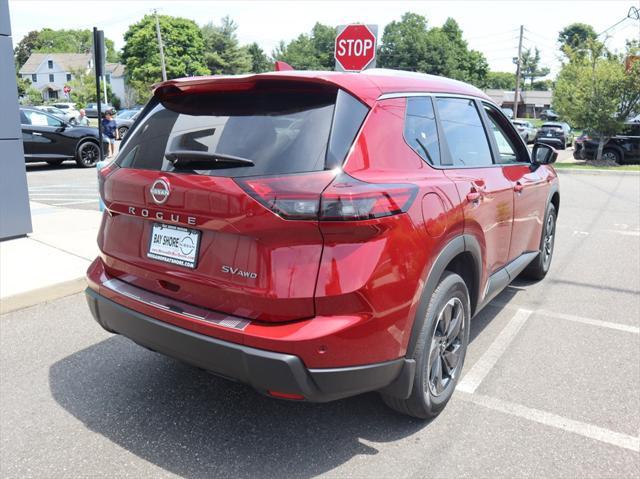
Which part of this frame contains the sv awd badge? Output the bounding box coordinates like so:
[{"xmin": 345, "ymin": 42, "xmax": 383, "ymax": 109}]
[{"xmin": 221, "ymin": 265, "xmax": 258, "ymax": 279}]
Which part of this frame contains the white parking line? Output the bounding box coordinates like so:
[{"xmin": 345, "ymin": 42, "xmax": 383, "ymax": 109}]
[
  {"xmin": 457, "ymin": 308, "xmax": 532, "ymax": 393},
  {"xmin": 490, "ymin": 301, "xmax": 639, "ymax": 335},
  {"xmin": 457, "ymin": 391, "xmax": 640, "ymax": 452}
]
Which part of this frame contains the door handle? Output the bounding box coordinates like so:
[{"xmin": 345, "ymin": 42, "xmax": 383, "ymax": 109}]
[{"xmin": 514, "ymin": 182, "xmax": 524, "ymax": 193}]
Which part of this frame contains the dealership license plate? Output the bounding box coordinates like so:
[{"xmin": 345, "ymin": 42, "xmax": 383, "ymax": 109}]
[{"xmin": 147, "ymin": 223, "xmax": 201, "ymax": 269}]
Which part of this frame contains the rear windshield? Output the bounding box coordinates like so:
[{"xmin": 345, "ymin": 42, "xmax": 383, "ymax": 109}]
[
  {"xmin": 117, "ymin": 85, "xmax": 354, "ymax": 178},
  {"xmin": 541, "ymin": 123, "xmax": 562, "ymax": 130}
]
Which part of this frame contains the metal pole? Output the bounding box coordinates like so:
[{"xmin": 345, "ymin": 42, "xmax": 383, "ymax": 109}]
[
  {"xmin": 102, "ymin": 75, "xmax": 108, "ymax": 107},
  {"xmin": 93, "ymin": 27, "xmax": 103, "ymax": 161},
  {"xmin": 155, "ymin": 10, "xmax": 167, "ymax": 81},
  {"xmin": 514, "ymin": 25, "xmax": 524, "ymax": 119}
]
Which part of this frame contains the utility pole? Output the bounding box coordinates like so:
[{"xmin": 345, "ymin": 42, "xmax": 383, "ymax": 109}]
[
  {"xmin": 154, "ymin": 10, "xmax": 167, "ymax": 81},
  {"xmin": 513, "ymin": 25, "xmax": 524, "ymax": 119}
]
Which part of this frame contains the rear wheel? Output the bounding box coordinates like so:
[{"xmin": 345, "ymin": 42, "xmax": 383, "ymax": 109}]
[
  {"xmin": 521, "ymin": 202, "xmax": 556, "ymax": 280},
  {"xmin": 118, "ymin": 126, "xmax": 128, "ymax": 138},
  {"xmin": 75, "ymin": 141, "xmax": 100, "ymax": 168},
  {"xmin": 381, "ymin": 272, "xmax": 470, "ymax": 418},
  {"xmin": 602, "ymin": 148, "xmax": 621, "ymax": 164}
]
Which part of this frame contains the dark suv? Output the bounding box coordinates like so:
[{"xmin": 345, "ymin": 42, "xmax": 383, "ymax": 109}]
[
  {"xmin": 574, "ymin": 123, "xmax": 640, "ymax": 163},
  {"xmin": 535, "ymin": 122, "xmax": 574, "ymax": 149},
  {"xmin": 86, "ymin": 69, "xmax": 559, "ymax": 418}
]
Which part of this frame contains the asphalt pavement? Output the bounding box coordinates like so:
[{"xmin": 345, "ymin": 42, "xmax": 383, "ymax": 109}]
[{"xmin": 1, "ymin": 170, "xmax": 638, "ymax": 478}]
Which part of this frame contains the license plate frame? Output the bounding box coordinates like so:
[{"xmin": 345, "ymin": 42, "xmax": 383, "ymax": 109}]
[{"xmin": 147, "ymin": 222, "xmax": 201, "ymax": 269}]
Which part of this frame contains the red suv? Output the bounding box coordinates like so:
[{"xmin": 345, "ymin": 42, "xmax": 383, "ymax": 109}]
[{"xmin": 86, "ymin": 70, "xmax": 559, "ymax": 418}]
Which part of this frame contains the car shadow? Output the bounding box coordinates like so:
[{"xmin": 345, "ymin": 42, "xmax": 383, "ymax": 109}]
[
  {"xmin": 48, "ymin": 285, "xmax": 524, "ymax": 478},
  {"xmin": 25, "ymin": 162, "xmax": 84, "ymax": 171}
]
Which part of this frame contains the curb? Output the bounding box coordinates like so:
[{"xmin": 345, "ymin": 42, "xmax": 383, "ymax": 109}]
[
  {"xmin": 555, "ymin": 168, "xmax": 640, "ymax": 176},
  {"xmin": 0, "ymin": 277, "xmax": 87, "ymax": 315}
]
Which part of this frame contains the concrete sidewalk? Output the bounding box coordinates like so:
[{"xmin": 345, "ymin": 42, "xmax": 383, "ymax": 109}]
[{"xmin": 0, "ymin": 202, "xmax": 102, "ymax": 314}]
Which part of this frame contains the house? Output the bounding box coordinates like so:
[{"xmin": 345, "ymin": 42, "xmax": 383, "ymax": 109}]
[
  {"xmin": 19, "ymin": 53, "xmax": 93, "ymax": 101},
  {"xmin": 484, "ymin": 89, "xmax": 553, "ymax": 119},
  {"xmin": 19, "ymin": 53, "xmax": 130, "ymax": 106}
]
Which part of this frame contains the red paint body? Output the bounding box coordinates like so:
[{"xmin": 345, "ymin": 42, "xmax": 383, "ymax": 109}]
[{"xmin": 87, "ymin": 70, "xmax": 558, "ymax": 370}]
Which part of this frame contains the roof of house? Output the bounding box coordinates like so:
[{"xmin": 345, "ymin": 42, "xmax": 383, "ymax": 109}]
[
  {"xmin": 106, "ymin": 63, "xmax": 125, "ymax": 77},
  {"xmin": 19, "ymin": 53, "xmax": 93, "ymax": 74},
  {"xmin": 154, "ymin": 68, "xmax": 492, "ymax": 107}
]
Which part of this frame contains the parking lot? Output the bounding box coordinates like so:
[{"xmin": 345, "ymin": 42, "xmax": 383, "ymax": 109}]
[{"xmin": 1, "ymin": 167, "xmax": 639, "ymax": 478}]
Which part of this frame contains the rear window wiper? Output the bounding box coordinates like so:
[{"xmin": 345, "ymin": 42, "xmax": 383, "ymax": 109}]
[{"xmin": 165, "ymin": 150, "xmax": 255, "ymax": 169}]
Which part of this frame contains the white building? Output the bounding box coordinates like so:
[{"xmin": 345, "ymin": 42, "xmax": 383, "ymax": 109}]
[{"xmin": 19, "ymin": 53, "xmax": 130, "ymax": 106}]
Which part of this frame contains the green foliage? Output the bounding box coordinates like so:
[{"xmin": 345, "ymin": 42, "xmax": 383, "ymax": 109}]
[
  {"xmin": 530, "ymin": 79, "xmax": 553, "ymax": 91},
  {"xmin": 274, "ymin": 23, "xmax": 336, "ymax": 70},
  {"xmin": 520, "ymin": 47, "xmax": 550, "ymax": 87},
  {"xmin": 554, "ymin": 41, "xmax": 640, "ymax": 159},
  {"xmin": 24, "ymin": 87, "xmax": 44, "ymax": 105},
  {"xmin": 122, "ymin": 15, "xmax": 209, "ymax": 98},
  {"xmin": 66, "ymin": 68, "xmax": 118, "ymax": 109},
  {"xmin": 14, "ymin": 28, "xmax": 118, "ymax": 67},
  {"xmin": 378, "ymin": 13, "xmax": 488, "ymax": 86},
  {"xmin": 202, "ymin": 16, "xmax": 251, "ymax": 74},
  {"xmin": 16, "ymin": 76, "xmax": 32, "ymax": 96},
  {"xmin": 558, "ymin": 23, "xmax": 597, "ymax": 55},
  {"xmin": 484, "ymin": 71, "xmax": 515, "ymax": 89},
  {"xmin": 246, "ymin": 42, "xmax": 271, "ymax": 73}
]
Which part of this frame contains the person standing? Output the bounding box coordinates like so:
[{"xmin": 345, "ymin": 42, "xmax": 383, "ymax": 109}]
[
  {"xmin": 101, "ymin": 110, "xmax": 119, "ymax": 158},
  {"xmin": 76, "ymin": 108, "xmax": 90, "ymax": 126}
]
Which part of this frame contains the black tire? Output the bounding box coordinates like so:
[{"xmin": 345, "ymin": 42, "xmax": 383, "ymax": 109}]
[
  {"xmin": 601, "ymin": 148, "xmax": 621, "ymax": 164},
  {"xmin": 75, "ymin": 141, "xmax": 100, "ymax": 168},
  {"xmin": 46, "ymin": 159, "xmax": 64, "ymax": 166},
  {"xmin": 521, "ymin": 202, "xmax": 556, "ymax": 280},
  {"xmin": 117, "ymin": 126, "xmax": 128, "ymax": 138},
  {"xmin": 381, "ymin": 272, "xmax": 470, "ymax": 419}
]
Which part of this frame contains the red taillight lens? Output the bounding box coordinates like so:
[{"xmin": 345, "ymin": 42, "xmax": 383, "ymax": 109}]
[
  {"xmin": 236, "ymin": 171, "xmax": 417, "ymax": 221},
  {"xmin": 98, "ymin": 161, "xmax": 119, "ymax": 201}
]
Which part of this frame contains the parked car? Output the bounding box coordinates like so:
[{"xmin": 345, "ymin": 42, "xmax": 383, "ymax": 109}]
[
  {"xmin": 86, "ymin": 70, "xmax": 559, "ymax": 419},
  {"xmin": 85, "ymin": 102, "xmax": 114, "ymax": 118},
  {"xmin": 51, "ymin": 102, "xmax": 78, "ymax": 117},
  {"xmin": 34, "ymin": 105, "xmax": 77, "ymax": 125},
  {"xmin": 512, "ymin": 120, "xmax": 537, "ymax": 143},
  {"xmin": 535, "ymin": 122, "xmax": 574, "ymax": 149},
  {"xmin": 115, "ymin": 109, "xmax": 139, "ymax": 119},
  {"xmin": 574, "ymin": 122, "xmax": 640, "ymax": 163},
  {"xmin": 20, "ymin": 107, "xmax": 108, "ymax": 167},
  {"xmin": 115, "ymin": 111, "xmax": 140, "ymax": 138},
  {"xmin": 540, "ymin": 109, "xmax": 559, "ymax": 121},
  {"xmin": 501, "ymin": 107, "xmax": 514, "ymax": 119}
]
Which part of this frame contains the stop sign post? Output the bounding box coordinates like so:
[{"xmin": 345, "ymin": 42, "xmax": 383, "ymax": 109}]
[{"xmin": 334, "ymin": 24, "xmax": 378, "ymax": 72}]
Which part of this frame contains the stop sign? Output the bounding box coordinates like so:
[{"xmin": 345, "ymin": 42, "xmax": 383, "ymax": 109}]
[{"xmin": 334, "ymin": 24, "xmax": 377, "ymax": 72}]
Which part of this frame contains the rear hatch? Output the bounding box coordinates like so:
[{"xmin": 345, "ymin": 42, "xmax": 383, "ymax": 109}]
[
  {"xmin": 99, "ymin": 79, "xmax": 368, "ymax": 322},
  {"xmin": 538, "ymin": 123, "xmax": 564, "ymax": 140}
]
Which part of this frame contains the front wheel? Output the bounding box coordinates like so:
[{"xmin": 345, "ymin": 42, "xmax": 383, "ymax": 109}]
[
  {"xmin": 381, "ymin": 272, "xmax": 470, "ymax": 418},
  {"xmin": 601, "ymin": 149, "xmax": 621, "ymax": 164},
  {"xmin": 117, "ymin": 126, "xmax": 128, "ymax": 138},
  {"xmin": 521, "ymin": 202, "xmax": 556, "ymax": 280},
  {"xmin": 75, "ymin": 141, "xmax": 100, "ymax": 168}
]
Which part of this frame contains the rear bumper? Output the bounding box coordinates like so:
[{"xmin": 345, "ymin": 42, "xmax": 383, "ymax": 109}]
[
  {"xmin": 536, "ymin": 137, "xmax": 564, "ymax": 147},
  {"xmin": 85, "ymin": 287, "xmax": 414, "ymax": 402}
]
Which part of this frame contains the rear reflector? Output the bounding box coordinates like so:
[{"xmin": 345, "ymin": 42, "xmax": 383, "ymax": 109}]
[
  {"xmin": 236, "ymin": 171, "xmax": 417, "ymax": 221},
  {"xmin": 268, "ymin": 390, "xmax": 305, "ymax": 400}
]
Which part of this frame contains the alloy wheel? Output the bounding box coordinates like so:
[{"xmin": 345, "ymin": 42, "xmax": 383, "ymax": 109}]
[
  {"xmin": 427, "ymin": 297, "xmax": 465, "ymax": 396},
  {"xmin": 543, "ymin": 213, "xmax": 555, "ymax": 266},
  {"xmin": 602, "ymin": 151, "xmax": 617, "ymax": 162},
  {"xmin": 80, "ymin": 143, "xmax": 99, "ymax": 166}
]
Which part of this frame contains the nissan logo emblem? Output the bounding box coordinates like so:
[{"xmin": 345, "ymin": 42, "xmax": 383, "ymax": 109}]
[{"xmin": 150, "ymin": 178, "xmax": 170, "ymax": 204}]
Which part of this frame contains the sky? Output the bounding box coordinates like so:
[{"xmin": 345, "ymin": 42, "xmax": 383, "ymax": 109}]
[{"xmin": 7, "ymin": 0, "xmax": 640, "ymax": 78}]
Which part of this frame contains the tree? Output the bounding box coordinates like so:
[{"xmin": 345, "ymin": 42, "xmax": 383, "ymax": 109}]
[
  {"xmin": 202, "ymin": 16, "xmax": 251, "ymax": 74},
  {"xmin": 484, "ymin": 71, "xmax": 515, "ymax": 89},
  {"xmin": 122, "ymin": 15, "xmax": 209, "ymax": 102},
  {"xmin": 554, "ymin": 41, "xmax": 640, "ymax": 161},
  {"xmin": 274, "ymin": 23, "xmax": 336, "ymax": 70},
  {"xmin": 66, "ymin": 68, "xmax": 119, "ymax": 109},
  {"xmin": 14, "ymin": 28, "xmax": 118, "ymax": 67},
  {"xmin": 246, "ymin": 42, "xmax": 271, "ymax": 73},
  {"xmin": 16, "ymin": 77, "xmax": 32, "ymax": 96},
  {"xmin": 558, "ymin": 23, "xmax": 597, "ymax": 55},
  {"xmin": 378, "ymin": 13, "xmax": 488, "ymax": 86},
  {"xmin": 24, "ymin": 87, "xmax": 44, "ymax": 105},
  {"xmin": 520, "ymin": 47, "xmax": 550, "ymax": 87}
]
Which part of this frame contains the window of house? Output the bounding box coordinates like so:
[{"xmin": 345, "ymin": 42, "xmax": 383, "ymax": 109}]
[
  {"xmin": 47, "ymin": 60, "xmax": 53, "ymax": 69},
  {"xmin": 436, "ymin": 97, "xmax": 492, "ymax": 167},
  {"xmin": 66, "ymin": 73, "xmax": 72, "ymax": 82},
  {"xmin": 403, "ymin": 97, "xmax": 440, "ymax": 165},
  {"xmin": 31, "ymin": 74, "xmax": 37, "ymax": 82},
  {"xmin": 49, "ymin": 74, "xmax": 54, "ymax": 82}
]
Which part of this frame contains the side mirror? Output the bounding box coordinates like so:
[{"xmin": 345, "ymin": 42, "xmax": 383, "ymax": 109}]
[{"xmin": 531, "ymin": 143, "xmax": 558, "ymax": 166}]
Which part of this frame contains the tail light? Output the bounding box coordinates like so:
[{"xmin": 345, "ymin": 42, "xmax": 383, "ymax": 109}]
[
  {"xmin": 98, "ymin": 161, "xmax": 119, "ymax": 201},
  {"xmin": 236, "ymin": 171, "xmax": 417, "ymax": 221}
]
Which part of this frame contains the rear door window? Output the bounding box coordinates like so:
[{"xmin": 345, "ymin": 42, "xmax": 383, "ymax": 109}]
[
  {"xmin": 117, "ymin": 86, "xmax": 360, "ymax": 178},
  {"xmin": 404, "ymin": 97, "xmax": 440, "ymax": 165},
  {"xmin": 436, "ymin": 97, "xmax": 492, "ymax": 167}
]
